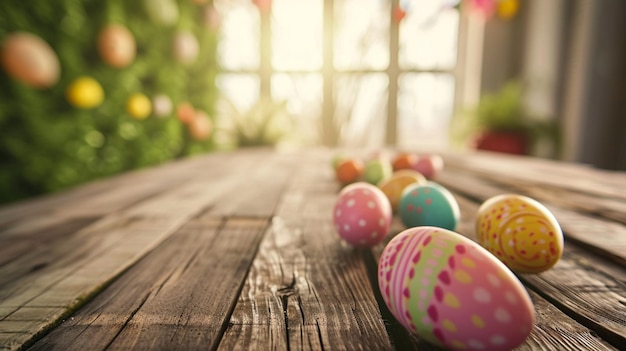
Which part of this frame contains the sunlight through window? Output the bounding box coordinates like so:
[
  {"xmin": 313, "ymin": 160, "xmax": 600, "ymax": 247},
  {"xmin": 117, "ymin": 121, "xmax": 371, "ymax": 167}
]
[{"xmin": 272, "ymin": 0, "xmax": 323, "ymax": 70}]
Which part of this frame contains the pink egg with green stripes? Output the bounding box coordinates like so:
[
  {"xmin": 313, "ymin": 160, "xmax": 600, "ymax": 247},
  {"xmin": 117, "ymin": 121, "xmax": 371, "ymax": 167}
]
[
  {"xmin": 333, "ymin": 182, "xmax": 392, "ymax": 247},
  {"xmin": 378, "ymin": 226, "xmax": 535, "ymax": 351}
]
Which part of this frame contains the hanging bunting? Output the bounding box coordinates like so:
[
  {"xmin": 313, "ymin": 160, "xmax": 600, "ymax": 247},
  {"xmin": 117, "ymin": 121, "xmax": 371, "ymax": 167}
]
[
  {"xmin": 497, "ymin": 0, "xmax": 520, "ymax": 20},
  {"xmin": 252, "ymin": 0, "xmax": 271, "ymax": 14}
]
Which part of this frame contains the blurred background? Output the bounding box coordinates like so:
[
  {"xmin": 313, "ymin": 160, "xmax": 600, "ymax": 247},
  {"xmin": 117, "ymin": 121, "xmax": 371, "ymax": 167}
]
[{"xmin": 1, "ymin": 0, "xmax": 625, "ymax": 205}]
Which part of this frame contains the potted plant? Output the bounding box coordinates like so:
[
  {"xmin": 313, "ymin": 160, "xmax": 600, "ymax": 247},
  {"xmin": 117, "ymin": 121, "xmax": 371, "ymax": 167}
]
[
  {"xmin": 452, "ymin": 80, "xmax": 559, "ymax": 156},
  {"xmin": 215, "ymin": 97, "xmax": 296, "ymax": 149}
]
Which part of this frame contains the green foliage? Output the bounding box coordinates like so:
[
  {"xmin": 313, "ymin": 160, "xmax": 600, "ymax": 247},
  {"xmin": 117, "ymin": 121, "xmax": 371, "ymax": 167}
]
[
  {"xmin": 0, "ymin": 0, "xmax": 219, "ymax": 204},
  {"xmin": 475, "ymin": 80, "xmax": 527, "ymax": 131},
  {"xmin": 451, "ymin": 79, "xmax": 561, "ymax": 156},
  {"xmin": 216, "ymin": 97, "xmax": 295, "ymax": 148}
]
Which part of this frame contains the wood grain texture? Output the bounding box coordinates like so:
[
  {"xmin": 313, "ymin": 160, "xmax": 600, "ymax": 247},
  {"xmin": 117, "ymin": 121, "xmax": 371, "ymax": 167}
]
[
  {"xmin": 219, "ymin": 150, "xmax": 394, "ymax": 350},
  {"xmin": 444, "ymin": 180, "xmax": 626, "ymax": 349},
  {"xmin": 0, "ymin": 150, "xmax": 277, "ymax": 350},
  {"xmin": 436, "ymin": 170, "xmax": 626, "ymax": 266},
  {"xmin": 26, "ymin": 217, "xmax": 268, "ymax": 351},
  {"xmin": 442, "ymin": 151, "xmax": 626, "ymax": 201}
]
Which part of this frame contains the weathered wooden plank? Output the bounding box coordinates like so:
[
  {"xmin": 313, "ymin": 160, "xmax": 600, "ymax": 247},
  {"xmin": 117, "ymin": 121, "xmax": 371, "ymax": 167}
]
[
  {"xmin": 436, "ymin": 170, "xmax": 626, "ymax": 267},
  {"xmin": 441, "ymin": 183, "xmax": 626, "ymax": 349},
  {"xmin": 0, "ymin": 150, "xmax": 248, "ymax": 228},
  {"xmin": 0, "ymin": 165, "xmax": 267, "ymax": 350},
  {"xmin": 219, "ymin": 150, "xmax": 394, "ymax": 350},
  {"xmin": 25, "ymin": 217, "xmax": 267, "ymax": 351},
  {"xmin": 442, "ymin": 151, "xmax": 626, "ymax": 202},
  {"xmin": 0, "ymin": 217, "xmax": 98, "ymax": 267},
  {"xmin": 203, "ymin": 151, "xmax": 297, "ymax": 218}
]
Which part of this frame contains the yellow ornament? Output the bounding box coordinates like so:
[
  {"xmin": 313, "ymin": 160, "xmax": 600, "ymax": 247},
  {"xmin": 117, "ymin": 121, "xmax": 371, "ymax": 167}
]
[
  {"xmin": 66, "ymin": 76, "xmax": 104, "ymax": 109},
  {"xmin": 497, "ymin": 0, "xmax": 519, "ymax": 20},
  {"xmin": 126, "ymin": 93, "xmax": 152, "ymax": 119}
]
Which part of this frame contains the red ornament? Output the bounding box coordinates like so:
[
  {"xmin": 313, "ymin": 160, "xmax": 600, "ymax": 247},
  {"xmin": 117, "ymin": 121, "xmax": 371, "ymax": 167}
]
[
  {"xmin": 469, "ymin": 0, "xmax": 496, "ymax": 19},
  {"xmin": 393, "ymin": 6, "xmax": 407, "ymax": 23},
  {"xmin": 252, "ymin": 0, "xmax": 271, "ymax": 13}
]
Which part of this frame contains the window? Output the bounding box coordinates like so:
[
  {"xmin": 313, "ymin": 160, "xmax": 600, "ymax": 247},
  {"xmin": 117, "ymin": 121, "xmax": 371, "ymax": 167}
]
[{"xmin": 214, "ymin": 0, "xmax": 460, "ymax": 149}]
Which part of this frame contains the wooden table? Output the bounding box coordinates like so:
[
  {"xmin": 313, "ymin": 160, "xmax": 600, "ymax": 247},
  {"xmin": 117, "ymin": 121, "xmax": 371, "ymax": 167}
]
[{"xmin": 1, "ymin": 147, "xmax": 625, "ymax": 350}]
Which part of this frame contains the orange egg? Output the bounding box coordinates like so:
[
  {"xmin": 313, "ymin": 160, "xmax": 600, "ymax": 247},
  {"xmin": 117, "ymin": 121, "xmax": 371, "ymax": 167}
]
[
  {"xmin": 189, "ymin": 111, "xmax": 213, "ymax": 140},
  {"xmin": 177, "ymin": 102, "xmax": 195, "ymax": 124},
  {"xmin": 98, "ymin": 24, "xmax": 136, "ymax": 68},
  {"xmin": 1, "ymin": 32, "xmax": 60, "ymax": 88},
  {"xmin": 392, "ymin": 152, "xmax": 418, "ymax": 171},
  {"xmin": 377, "ymin": 170, "xmax": 427, "ymax": 212},
  {"xmin": 335, "ymin": 158, "xmax": 364, "ymax": 185}
]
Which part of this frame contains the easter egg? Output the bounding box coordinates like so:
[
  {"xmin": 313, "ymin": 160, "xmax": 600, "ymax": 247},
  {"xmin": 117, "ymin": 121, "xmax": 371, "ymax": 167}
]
[
  {"xmin": 144, "ymin": 0, "xmax": 179, "ymax": 26},
  {"xmin": 152, "ymin": 94, "xmax": 173, "ymax": 117},
  {"xmin": 392, "ymin": 152, "xmax": 418, "ymax": 171},
  {"xmin": 97, "ymin": 24, "xmax": 136, "ymax": 68},
  {"xmin": 333, "ymin": 182, "xmax": 392, "ymax": 247},
  {"xmin": 398, "ymin": 182, "xmax": 460, "ymax": 230},
  {"xmin": 412, "ymin": 154, "xmax": 444, "ymax": 180},
  {"xmin": 335, "ymin": 158, "xmax": 364, "ymax": 185},
  {"xmin": 172, "ymin": 31, "xmax": 199, "ymax": 65},
  {"xmin": 189, "ymin": 110, "xmax": 213, "ymax": 140},
  {"xmin": 1, "ymin": 32, "xmax": 60, "ymax": 89},
  {"xmin": 331, "ymin": 153, "xmax": 346, "ymax": 170},
  {"xmin": 476, "ymin": 194, "xmax": 564, "ymax": 274},
  {"xmin": 126, "ymin": 93, "xmax": 152, "ymax": 119},
  {"xmin": 66, "ymin": 76, "xmax": 104, "ymax": 109},
  {"xmin": 378, "ymin": 226, "xmax": 535, "ymax": 351},
  {"xmin": 177, "ymin": 102, "xmax": 195, "ymax": 124},
  {"xmin": 364, "ymin": 158, "xmax": 393, "ymax": 185},
  {"xmin": 377, "ymin": 170, "xmax": 427, "ymax": 213}
]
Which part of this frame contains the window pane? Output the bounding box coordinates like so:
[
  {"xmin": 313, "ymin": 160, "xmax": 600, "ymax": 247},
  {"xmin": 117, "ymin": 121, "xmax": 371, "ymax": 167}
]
[
  {"xmin": 272, "ymin": 73, "xmax": 323, "ymax": 145},
  {"xmin": 399, "ymin": 1, "xmax": 459, "ymax": 70},
  {"xmin": 216, "ymin": 74, "xmax": 260, "ymax": 112},
  {"xmin": 215, "ymin": 1, "xmax": 260, "ymax": 70},
  {"xmin": 334, "ymin": 0, "xmax": 389, "ymax": 71},
  {"xmin": 215, "ymin": 74, "xmax": 260, "ymax": 148},
  {"xmin": 397, "ymin": 73, "xmax": 455, "ymax": 150},
  {"xmin": 272, "ymin": 0, "xmax": 323, "ymax": 70},
  {"xmin": 335, "ymin": 74, "xmax": 388, "ymax": 147}
]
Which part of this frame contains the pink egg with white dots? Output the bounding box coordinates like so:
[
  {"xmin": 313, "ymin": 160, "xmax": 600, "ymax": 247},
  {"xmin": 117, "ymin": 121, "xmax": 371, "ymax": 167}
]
[
  {"xmin": 378, "ymin": 226, "xmax": 535, "ymax": 351},
  {"xmin": 333, "ymin": 182, "xmax": 392, "ymax": 247}
]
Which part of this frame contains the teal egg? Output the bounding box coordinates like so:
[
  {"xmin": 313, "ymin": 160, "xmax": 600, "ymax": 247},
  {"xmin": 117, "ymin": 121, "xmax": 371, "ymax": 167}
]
[{"xmin": 398, "ymin": 182, "xmax": 460, "ymax": 230}]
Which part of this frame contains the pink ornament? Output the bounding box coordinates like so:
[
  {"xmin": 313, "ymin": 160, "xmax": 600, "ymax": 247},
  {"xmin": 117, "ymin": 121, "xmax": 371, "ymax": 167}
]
[
  {"xmin": 252, "ymin": 0, "xmax": 271, "ymax": 13},
  {"xmin": 411, "ymin": 154, "xmax": 444, "ymax": 180},
  {"xmin": 203, "ymin": 5, "xmax": 221, "ymax": 30},
  {"xmin": 152, "ymin": 94, "xmax": 173, "ymax": 117},
  {"xmin": 172, "ymin": 31, "xmax": 199, "ymax": 65},
  {"xmin": 469, "ymin": 0, "xmax": 496, "ymax": 19}
]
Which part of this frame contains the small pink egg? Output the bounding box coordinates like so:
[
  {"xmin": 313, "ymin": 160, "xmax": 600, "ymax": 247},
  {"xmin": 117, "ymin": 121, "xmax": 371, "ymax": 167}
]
[
  {"xmin": 333, "ymin": 182, "xmax": 392, "ymax": 247},
  {"xmin": 412, "ymin": 154, "xmax": 444, "ymax": 179},
  {"xmin": 378, "ymin": 226, "xmax": 535, "ymax": 351}
]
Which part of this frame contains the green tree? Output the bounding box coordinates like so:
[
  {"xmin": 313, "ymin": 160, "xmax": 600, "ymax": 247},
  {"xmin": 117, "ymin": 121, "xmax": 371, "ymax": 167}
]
[{"xmin": 0, "ymin": 0, "xmax": 219, "ymax": 204}]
